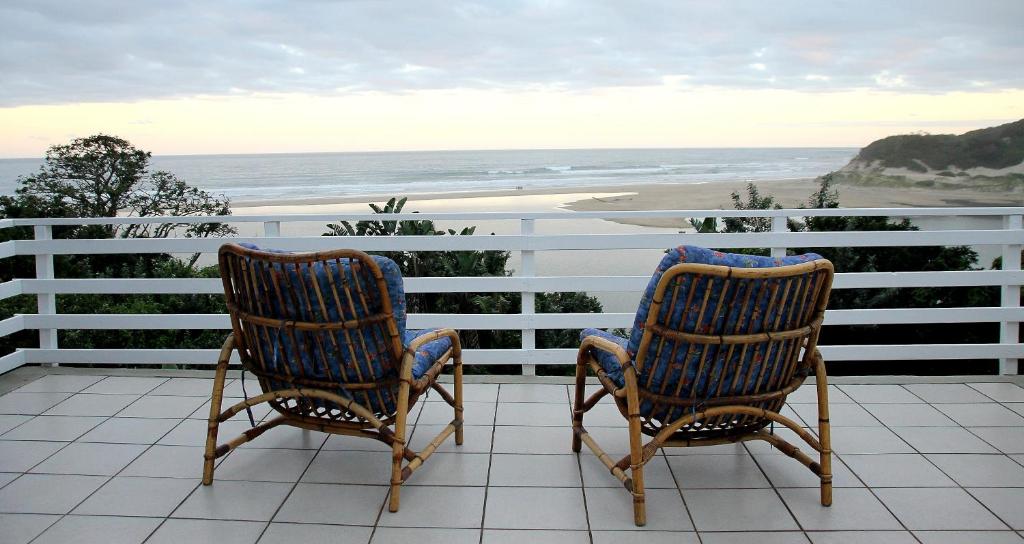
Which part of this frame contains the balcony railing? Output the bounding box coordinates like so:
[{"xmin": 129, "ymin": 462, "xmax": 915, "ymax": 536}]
[{"xmin": 0, "ymin": 207, "xmax": 1021, "ymax": 376}]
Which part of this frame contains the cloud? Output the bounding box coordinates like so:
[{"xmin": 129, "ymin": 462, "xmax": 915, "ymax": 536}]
[{"xmin": 0, "ymin": 0, "xmax": 1022, "ymax": 107}]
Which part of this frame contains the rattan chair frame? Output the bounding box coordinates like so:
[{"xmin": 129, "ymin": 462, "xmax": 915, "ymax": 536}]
[
  {"xmin": 204, "ymin": 244, "xmax": 463, "ymax": 513},
  {"xmin": 571, "ymin": 259, "xmax": 834, "ymax": 526}
]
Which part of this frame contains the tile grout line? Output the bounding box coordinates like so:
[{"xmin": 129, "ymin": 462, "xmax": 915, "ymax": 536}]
[{"xmin": 477, "ymin": 383, "xmax": 502, "ymax": 544}]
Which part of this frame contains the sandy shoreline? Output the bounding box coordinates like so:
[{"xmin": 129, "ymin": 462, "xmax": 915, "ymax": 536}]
[{"xmin": 234, "ymin": 177, "xmax": 1023, "ymax": 229}]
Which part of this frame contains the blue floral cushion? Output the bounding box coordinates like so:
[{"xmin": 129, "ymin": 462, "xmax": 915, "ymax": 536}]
[
  {"xmin": 234, "ymin": 244, "xmax": 446, "ymax": 414},
  {"xmin": 582, "ymin": 245, "xmax": 823, "ymax": 421},
  {"xmin": 578, "ymin": 327, "xmax": 629, "ymax": 385},
  {"xmin": 403, "ymin": 329, "xmax": 454, "ymax": 378}
]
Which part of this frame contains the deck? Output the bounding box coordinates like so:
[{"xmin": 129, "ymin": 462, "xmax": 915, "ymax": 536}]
[{"xmin": 2, "ymin": 367, "xmax": 1023, "ymax": 544}]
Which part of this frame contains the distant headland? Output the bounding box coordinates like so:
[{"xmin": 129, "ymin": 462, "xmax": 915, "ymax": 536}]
[{"xmin": 832, "ymin": 119, "xmax": 1024, "ymax": 193}]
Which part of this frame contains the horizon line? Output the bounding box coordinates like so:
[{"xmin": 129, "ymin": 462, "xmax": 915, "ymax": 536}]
[{"xmin": 0, "ymin": 144, "xmax": 862, "ymax": 161}]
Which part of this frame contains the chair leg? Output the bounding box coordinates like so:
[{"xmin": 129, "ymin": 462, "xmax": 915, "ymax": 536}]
[
  {"xmin": 815, "ymin": 356, "xmax": 833, "ymax": 506},
  {"xmin": 202, "ymin": 338, "xmax": 232, "ymax": 485},
  {"xmin": 390, "ymin": 375, "xmax": 412, "ymax": 513},
  {"xmin": 625, "ymin": 370, "xmax": 645, "ymax": 526},
  {"xmin": 571, "ymin": 349, "xmax": 587, "ymax": 453},
  {"xmin": 454, "ymin": 352, "xmax": 464, "ymax": 445}
]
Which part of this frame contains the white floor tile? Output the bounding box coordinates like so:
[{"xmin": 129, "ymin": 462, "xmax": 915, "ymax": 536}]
[
  {"xmin": 32, "ymin": 515, "xmax": 162, "ymax": 544},
  {"xmin": 74, "ymin": 476, "xmax": 198, "ymax": 517},
  {"xmin": 838, "ymin": 385, "xmax": 921, "ymax": 404},
  {"xmin": 703, "ymin": 533, "xmax": 811, "ymax": 544},
  {"xmin": 586, "ymin": 487, "xmax": 693, "ymax": 531},
  {"xmin": 1, "ymin": 415, "xmax": 106, "ymax": 441},
  {"xmin": 14, "ymin": 375, "xmax": 105, "ymax": 394},
  {"xmin": 842, "ymin": 453, "xmax": 956, "ymax": 487},
  {"xmin": 875, "ymin": 487, "xmax": 1007, "ymax": 530},
  {"xmin": 969, "ymin": 383, "xmax": 1024, "ymax": 403},
  {"xmin": 493, "ymin": 425, "xmax": 571, "ymax": 454},
  {"xmin": 260, "ymin": 523, "xmax": 372, "ymax": 544},
  {"xmin": 149, "ymin": 378, "xmax": 218, "ymax": 396},
  {"xmin": 968, "ymin": 487, "xmax": 1024, "ymax": 530},
  {"xmin": 43, "ymin": 393, "xmax": 139, "ymax": 416},
  {"xmin": 484, "ymin": 487, "xmax": 586, "ymax": 530},
  {"xmin": 498, "ymin": 384, "xmax": 568, "ymax": 403},
  {"xmin": 486, "ymin": 529, "xmax": 593, "ymax": 544},
  {"xmin": 173, "ymin": 480, "xmax": 293, "ymax": 521},
  {"xmin": 302, "ymin": 450, "xmax": 392, "ymax": 485},
  {"xmin": 752, "ymin": 453, "xmax": 862, "ymax": 488},
  {"xmin": 581, "ymin": 454, "xmax": 676, "ymax": 489},
  {"xmin": 0, "ymin": 392, "xmax": 73, "ymax": 415},
  {"xmin": 779, "ymin": 487, "xmax": 901, "ymax": 531},
  {"xmin": 121, "ymin": 445, "xmax": 208, "ymax": 479},
  {"xmin": 0, "ymin": 473, "xmax": 108, "ymax": 514},
  {"xmin": 685, "ymin": 489, "xmax": 799, "ymax": 531},
  {"xmin": 861, "ymin": 403, "xmax": 956, "ymax": 427},
  {"xmin": 82, "ymin": 377, "xmax": 168, "ymax": 395},
  {"xmin": 406, "ymin": 452, "xmax": 490, "ymax": 486},
  {"xmin": 372, "ymin": 527, "xmax": 478, "ymax": 544},
  {"xmin": 0, "ymin": 513, "xmax": 60, "ymax": 544},
  {"xmin": 904, "ymin": 383, "xmax": 994, "ymax": 404},
  {"xmin": 0, "ymin": 440, "xmax": 64, "ymax": 472},
  {"xmin": 215, "ymin": 448, "xmax": 317, "ymax": 482},
  {"xmin": 927, "ymin": 454, "xmax": 1024, "ymax": 486},
  {"xmin": 118, "ymin": 395, "xmax": 206, "ymax": 418},
  {"xmin": 891, "ymin": 425, "xmax": 1000, "ymax": 453},
  {"xmin": 146, "ymin": 519, "xmax": 265, "ymax": 544},
  {"xmin": 914, "ymin": 531, "xmax": 1024, "ymax": 544},
  {"xmin": 495, "ymin": 402, "xmax": 570, "ymax": 427},
  {"xmin": 30, "ymin": 442, "xmax": 147, "ymax": 475},
  {"xmin": 971, "ymin": 427, "xmax": 1024, "ymax": 454},
  {"xmin": 274, "ymin": 483, "xmax": 386, "ymax": 525},
  {"xmin": 935, "ymin": 404, "xmax": 1024, "ymax": 427},
  {"xmin": 381, "ymin": 485, "xmax": 486, "ymax": 528},
  {"xmin": 78, "ymin": 416, "xmax": 180, "ymax": 444},
  {"xmin": 807, "ymin": 531, "xmax": 916, "ymax": 544},
  {"xmin": 668, "ymin": 454, "xmax": 771, "ymax": 488}
]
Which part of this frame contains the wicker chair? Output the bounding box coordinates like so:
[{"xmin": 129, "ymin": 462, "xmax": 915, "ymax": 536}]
[
  {"xmin": 573, "ymin": 245, "xmax": 834, "ymax": 526},
  {"xmin": 204, "ymin": 243, "xmax": 463, "ymax": 512}
]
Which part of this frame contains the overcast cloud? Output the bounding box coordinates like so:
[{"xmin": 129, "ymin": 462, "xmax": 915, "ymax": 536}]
[{"xmin": 1, "ymin": 0, "xmax": 1022, "ymax": 107}]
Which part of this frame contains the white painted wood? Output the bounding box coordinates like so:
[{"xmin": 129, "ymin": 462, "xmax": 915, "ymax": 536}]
[
  {"xmin": 263, "ymin": 221, "xmax": 281, "ymax": 238},
  {"xmin": 771, "ymin": 215, "xmax": 788, "ymax": 259},
  {"xmin": 18, "ymin": 343, "xmax": 1024, "ymax": 366},
  {"xmin": 21, "ymin": 306, "xmax": 1020, "ymax": 331},
  {"xmin": 15, "ymin": 229, "xmax": 1023, "ymax": 256},
  {"xmin": 0, "ymin": 279, "xmax": 22, "ymax": 300},
  {"xmin": 6, "ymin": 206, "xmax": 1022, "ymax": 227},
  {"xmin": 33, "ymin": 226, "xmax": 57, "ymax": 360},
  {"xmin": 15, "ymin": 270, "xmax": 1024, "ymax": 296},
  {"xmin": 520, "ymin": 218, "xmax": 536, "ymax": 376},
  {"xmin": 0, "ymin": 350, "xmax": 26, "ymax": 374},
  {"xmin": 1001, "ymin": 214, "xmax": 1022, "ymax": 374},
  {"xmin": 0, "ymin": 241, "xmax": 16, "ymax": 260},
  {"xmin": 0, "ymin": 315, "xmax": 25, "ymax": 337}
]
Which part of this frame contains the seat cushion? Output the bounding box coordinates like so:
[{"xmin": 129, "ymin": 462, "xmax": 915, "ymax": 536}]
[
  {"xmin": 403, "ymin": 329, "xmax": 454, "ymax": 378},
  {"xmin": 579, "ymin": 328, "xmax": 629, "ymax": 387}
]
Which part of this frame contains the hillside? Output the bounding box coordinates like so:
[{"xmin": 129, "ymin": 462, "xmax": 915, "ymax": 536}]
[{"xmin": 833, "ymin": 119, "xmax": 1024, "ymax": 193}]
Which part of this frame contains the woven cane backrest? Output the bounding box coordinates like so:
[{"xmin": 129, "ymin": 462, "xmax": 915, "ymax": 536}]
[
  {"xmin": 629, "ymin": 246, "xmax": 833, "ymax": 425},
  {"xmin": 218, "ymin": 243, "xmax": 407, "ymax": 417}
]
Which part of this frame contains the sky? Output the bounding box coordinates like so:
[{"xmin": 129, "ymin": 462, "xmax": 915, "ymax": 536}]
[{"xmin": 1, "ymin": 0, "xmax": 1023, "ymax": 158}]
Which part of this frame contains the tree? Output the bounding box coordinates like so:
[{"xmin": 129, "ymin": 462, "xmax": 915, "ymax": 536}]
[{"xmin": 5, "ymin": 134, "xmax": 234, "ymax": 266}]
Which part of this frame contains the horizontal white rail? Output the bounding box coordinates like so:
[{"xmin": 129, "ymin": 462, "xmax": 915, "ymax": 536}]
[
  {"xmin": 10, "ymin": 229, "xmax": 1023, "ymax": 256},
  {"xmin": 0, "ymin": 207, "xmax": 1019, "ymax": 373},
  {"xmin": 1, "ymin": 206, "xmax": 1020, "ymax": 227},
  {"xmin": 16, "ymin": 306, "xmax": 1022, "ymax": 331},
  {"xmin": 14, "ymin": 343, "xmax": 1024, "ymax": 367},
  {"xmin": 6, "ymin": 270, "xmax": 1024, "ymax": 297}
]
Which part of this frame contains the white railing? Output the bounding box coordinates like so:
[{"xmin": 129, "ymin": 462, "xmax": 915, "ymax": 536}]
[{"xmin": 0, "ymin": 207, "xmax": 1021, "ymax": 376}]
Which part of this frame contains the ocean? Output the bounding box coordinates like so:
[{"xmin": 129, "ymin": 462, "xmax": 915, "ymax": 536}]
[{"xmin": 0, "ymin": 147, "xmax": 856, "ymax": 203}]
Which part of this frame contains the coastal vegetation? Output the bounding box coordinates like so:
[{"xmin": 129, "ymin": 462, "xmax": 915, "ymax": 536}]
[{"xmin": 833, "ymin": 118, "xmax": 1024, "ymax": 192}]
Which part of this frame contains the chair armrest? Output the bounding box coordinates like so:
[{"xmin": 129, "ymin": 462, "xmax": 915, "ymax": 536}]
[
  {"xmin": 580, "ymin": 333, "xmax": 632, "ymax": 370},
  {"xmin": 405, "ymin": 328, "xmax": 461, "ymax": 352}
]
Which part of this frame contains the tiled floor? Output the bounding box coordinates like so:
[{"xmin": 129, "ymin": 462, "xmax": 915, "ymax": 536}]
[{"xmin": 1, "ymin": 371, "xmax": 1024, "ymax": 543}]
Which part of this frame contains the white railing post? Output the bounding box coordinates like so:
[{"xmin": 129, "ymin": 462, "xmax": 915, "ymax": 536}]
[
  {"xmin": 770, "ymin": 215, "xmax": 788, "ymax": 258},
  {"xmin": 1000, "ymin": 214, "xmax": 1022, "ymax": 375},
  {"xmin": 263, "ymin": 221, "xmax": 281, "ymax": 239},
  {"xmin": 521, "ymin": 219, "xmax": 536, "ymax": 376},
  {"xmin": 34, "ymin": 225, "xmax": 58, "ymax": 363}
]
